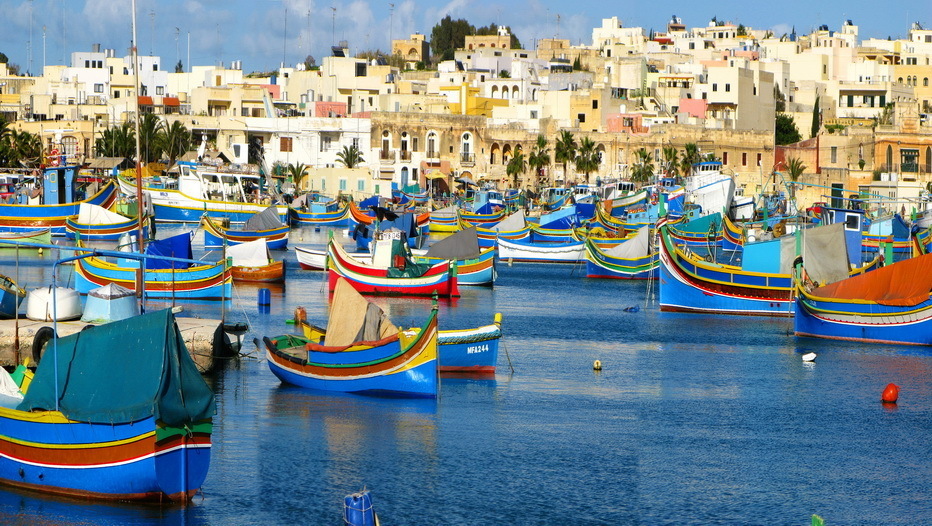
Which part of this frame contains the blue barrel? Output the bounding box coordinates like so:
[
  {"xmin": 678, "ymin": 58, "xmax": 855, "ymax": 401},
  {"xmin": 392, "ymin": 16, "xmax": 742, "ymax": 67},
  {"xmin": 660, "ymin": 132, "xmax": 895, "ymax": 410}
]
[
  {"xmin": 343, "ymin": 491, "xmax": 376, "ymax": 526},
  {"xmin": 258, "ymin": 288, "xmax": 271, "ymax": 306}
]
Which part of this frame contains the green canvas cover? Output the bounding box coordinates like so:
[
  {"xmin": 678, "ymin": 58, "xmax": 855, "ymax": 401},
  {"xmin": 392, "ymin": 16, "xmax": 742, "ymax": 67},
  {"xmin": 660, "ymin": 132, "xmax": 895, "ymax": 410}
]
[
  {"xmin": 384, "ymin": 238, "xmax": 432, "ymax": 278},
  {"xmin": 18, "ymin": 309, "xmax": 215, "ymax": 426}
]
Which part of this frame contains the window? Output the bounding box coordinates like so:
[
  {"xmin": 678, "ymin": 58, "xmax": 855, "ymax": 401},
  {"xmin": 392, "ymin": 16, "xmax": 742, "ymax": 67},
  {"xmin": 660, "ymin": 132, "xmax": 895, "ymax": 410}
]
[
  {"xmin": 84, "ymin": 60, "xmax": 90, "ymax": 68},
  {"xmin": 113, "ymin": 91, "xmax": 120, "ymax": 99},
  {"xmin": 94, "ymin": 84, "xmax": 104, "ymax": 93},
  {"xmin": 831, "ymin": 146, "xmax": 837, "ymax": 163},
  {"xmin": 352, "ymin": 137, "xmax": 360, "ymax": 149},
  {"xmin": 712, "ymin": 83, "xmax": 718, "ymax": 92},
  {"xmin": 722, "ymin": 152, "xmax": 728, "ymax": 164},
  {"xmin": 742, "ymin": 152, "xmax": 747, "ymax": 166},
  {"xmin": 321, "ymin": 179, "xmax": 326, "ymax": 191},
  {"xmin": 152, "ymin": 64, "xmax": 157, "ymax": 71},
  {"xmin": 592, "ymin": 100, "xmax": 598, "ymax": 109},
  {"xmin": 156, "ymin": 86, "xmax": 164, "ymax": 95},
  {"xmin": 757, "ymin": 153, "xmax": 762, "ymax": 166},
  {"xmin": 725, "ymin": 84, "xmax": 730, "ymax": 92},
  {"xmin": 357, "ymin": 179, "xmax": 365, "ymax": 191},
  {"xmin": 280, "ymin": 137, "xmax": 293, "ymax": 152},
  {"xmin": 339, "ymin": 179, "xmax": 347, "ymax": 191},
  {"xmin": 321, "ymin": 136, "xmax": 331, "ymax": 152},
  {"xmin": 577, "ymin": 113, "xmax": 586, "ymax": 123}
]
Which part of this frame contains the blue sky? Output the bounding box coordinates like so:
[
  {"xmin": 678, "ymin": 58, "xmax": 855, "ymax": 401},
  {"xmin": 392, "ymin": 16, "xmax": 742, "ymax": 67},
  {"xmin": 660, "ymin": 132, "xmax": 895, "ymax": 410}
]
[{"xmin": 0, "ymin": 0, "xmax": 929, "ymax": 74}]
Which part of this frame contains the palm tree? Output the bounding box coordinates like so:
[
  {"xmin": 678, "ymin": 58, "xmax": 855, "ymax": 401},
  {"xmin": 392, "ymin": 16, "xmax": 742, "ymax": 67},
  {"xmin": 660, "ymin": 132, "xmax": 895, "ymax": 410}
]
[
  {"xmin": 157, "ymin": 120, "xmax": 191, "ymax": 169},
  {"xmin": 526, "ymin": 134, "xmax": 551, "ymax": 189},
  {"xmin": 336, "ymin": 144, "xmax": 365, "ymax": 168},
  {"xmin": 662, "ymin": 146, "xmax": 679, "ymax": 178},
  {"xmin": 0, "ymin": 129, "xmax": 42, "ymax": 167},
  {"xmin": 506, "ymin": 148, "xmax": 527, "ymax": 189},
  {"xmin": 574, "ymin": 137, "xmax": 600, "ymax": 184},
  {"xmin": 134, "ymin": 113, "xmax": 165, "ymax": 163},
  {"xmin": 286, "ymin": 162, "xmax": 308, "ymax": 188},
  {"xmin": 554, "ymin": 130, "xmax": 577, "ymax": 185},
  {"xmin": 631, "ymin": 148, "xmax": 655, "ymax": 184},
  {"xmin": 786, "ymin": 157, "xmax": 806, "ymax": 182},
  {"xmin": 100, "ymin": 122, "xmax": 136, "ymax": 160},
  {"xmin": 679, "ymin": 143, "xmax": 700, "ymax": 180}
]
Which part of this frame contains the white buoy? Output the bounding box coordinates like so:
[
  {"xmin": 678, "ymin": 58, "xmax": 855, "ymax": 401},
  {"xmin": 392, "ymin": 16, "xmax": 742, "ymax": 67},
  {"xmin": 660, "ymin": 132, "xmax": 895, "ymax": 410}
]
[
  {"xmin": 593, "ymin": 360, "xmax": 602, "ymax": 371},
  {"xmin": 802, "ymin": 352, "xmax": 817, "ymax": 362}
]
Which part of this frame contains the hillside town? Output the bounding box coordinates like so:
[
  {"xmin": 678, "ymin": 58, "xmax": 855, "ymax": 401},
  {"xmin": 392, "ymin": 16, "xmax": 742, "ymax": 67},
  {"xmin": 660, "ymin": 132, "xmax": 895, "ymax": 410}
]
[{"xmin": 1, "ymin": 15, "xmax": 931, "ymax": 211}]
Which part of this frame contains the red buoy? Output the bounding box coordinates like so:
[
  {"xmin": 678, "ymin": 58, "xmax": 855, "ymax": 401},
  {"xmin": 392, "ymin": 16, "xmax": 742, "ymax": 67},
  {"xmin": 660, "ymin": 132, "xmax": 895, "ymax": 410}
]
[{"xmin": 882, "ymin": 383, "xmax": 900, "ymax": 403}]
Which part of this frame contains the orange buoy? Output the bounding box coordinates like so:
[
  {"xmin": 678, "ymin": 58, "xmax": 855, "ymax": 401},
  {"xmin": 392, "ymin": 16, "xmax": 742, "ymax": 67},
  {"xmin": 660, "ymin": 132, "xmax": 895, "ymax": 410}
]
[{"xmin": 881, "ymin": 383, "xmax": 900, "ymax": 403}]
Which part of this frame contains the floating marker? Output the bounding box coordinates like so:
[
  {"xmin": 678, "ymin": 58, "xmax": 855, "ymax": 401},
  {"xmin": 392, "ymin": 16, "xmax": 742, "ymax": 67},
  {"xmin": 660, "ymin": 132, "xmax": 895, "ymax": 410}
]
[
  {"xmin": 802, "ymin": 352, "xmax": 817, "ymax": 362},
  {"xmin": 258, "ymin": 288, "xmax": 271, "ymax": 306},
  {"xmin": 593, "ymin": 360, "xmax": 602, "ymax": 371},
  {"xmin": 882, "ymin": 383, "xmax": 900, "ymax": 403}
]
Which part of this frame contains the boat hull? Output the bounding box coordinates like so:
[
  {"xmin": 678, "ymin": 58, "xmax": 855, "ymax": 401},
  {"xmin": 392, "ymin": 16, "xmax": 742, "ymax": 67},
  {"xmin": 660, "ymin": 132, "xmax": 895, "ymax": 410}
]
[
  {"xmin": 231, "ymin": 260, "xmax": 285, "ymax": 283},
  {"xmin": 438, "ymin": 322, "xmax": 501, "ymax": 373},
  {"xmin": 497, "ymin": 238, "xmax": 585, "ymax": 263},
  {"xmin": 327, "ymin": 241, "xmax": 459, "ymax": 297},
  {"xmin": 795, "ymin": 293, "xmax": 932, "ymax": 345},
  {"xmin": 0, "ymin": 411, "xmax": 211, "ymax": 502},
  {"xmin": 74, "ymin": 257, "xmax": 232, "ymax": 300},
  {"xmin": 0, "ymin": 183, "xmax": 119, "ymax": 235}
]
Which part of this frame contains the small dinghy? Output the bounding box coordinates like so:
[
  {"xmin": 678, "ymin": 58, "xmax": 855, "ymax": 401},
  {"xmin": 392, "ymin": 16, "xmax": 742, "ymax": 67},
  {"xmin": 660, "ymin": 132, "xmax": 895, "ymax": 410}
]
[{"xmin": 25, "ymin": 285, "xmax": 82, "ymax": 321}]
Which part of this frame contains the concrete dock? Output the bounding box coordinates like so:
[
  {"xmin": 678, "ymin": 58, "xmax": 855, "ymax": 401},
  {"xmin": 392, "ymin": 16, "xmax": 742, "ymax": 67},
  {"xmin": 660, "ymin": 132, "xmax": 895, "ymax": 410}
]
[{"xmin": 0, "ymin": 316, "xmax": 234, "ymax": 373}]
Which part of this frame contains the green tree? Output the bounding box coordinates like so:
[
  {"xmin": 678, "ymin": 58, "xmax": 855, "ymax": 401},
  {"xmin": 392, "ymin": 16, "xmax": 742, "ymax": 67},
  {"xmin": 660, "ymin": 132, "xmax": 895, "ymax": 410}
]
[
  {"xmin": 286, "ymin": 162, "xmax": 307, "ymax": 186},
  {"xmin": 157, "ymin": 120, "xmax": 191, "ymax": 168},
  {"xmin": 96, "ymin": 122, "xmax": 135, "ymax": 159},
  {"xmin": 0, "ymin": 127, "xmax": 42, "ymax": 168},
  {"xmin": 430, "ymin": 16, "xmax": 474, "ymax": 61},
  {"xmin": 574, "ymin": 137, "xmax": 599, "ymax": 184},
  {"xmin": 0, "ymin": 52, "xmax": 8, "ymax": 64},
  {"xmin": 506, "ymin": 148, "xmax": 527, "ymax": 188},
  {"xmin": 786, "ymin": 157, "xmax": 806, "ymax": 182},
  {"xmin": 662, "ymin": 146, "xmax": 679, "ymax": 177},
  {"xmin": 527, "ymin": 135, "xmax": 551, "ymax": 189},
  {"xmin": 554, "ymin": 130, "xmax": 577, "ymax": 184},
  {"xmin": 810, "ymin": 96, "xmax": 820, "ymax": 139},
  {"xmin": 679, "ymin": 143, "xmax": 701, "ymax": 178},
  {"xmin": 775, "ymin": 113, "xmax": 801, "ymax": 145},
  {"xmin": 174, "ymin": 60, "xmax": 184, "ymax": 73},
  {"xmin": 336, "ymin": 144, "xmax": 365, "ymax": 168},
  {"xmin": 498, "ymin": 70, "xmax": 510, "ymax": 78},
  {"xmin": 138, "ymin": 112, "xmax": 165, "ymax": 162},
  {"xmin": 631, "ymin": 148, "xmax": 654, "ymax": 184}
]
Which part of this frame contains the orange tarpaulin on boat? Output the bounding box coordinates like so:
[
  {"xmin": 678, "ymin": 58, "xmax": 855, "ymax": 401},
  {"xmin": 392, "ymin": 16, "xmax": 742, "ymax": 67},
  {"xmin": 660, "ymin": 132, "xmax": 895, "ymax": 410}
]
[{"xmin": 811, "ymin": 252, "xmax": 932, "ymax": 307}]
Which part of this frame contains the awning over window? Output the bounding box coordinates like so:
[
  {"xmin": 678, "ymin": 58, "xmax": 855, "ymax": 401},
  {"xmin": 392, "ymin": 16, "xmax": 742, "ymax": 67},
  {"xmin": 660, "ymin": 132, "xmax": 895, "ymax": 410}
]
[
  {"xmin": 138, "ymin": 96, "xmax": 154, "ymax": 106},
  {"xmin": 425, "ymin": 170, "xmax": 447, "ymax": 180},
  {"xmin": 163, "ymin": 97, "xmax": 180, "ymax": 107}
]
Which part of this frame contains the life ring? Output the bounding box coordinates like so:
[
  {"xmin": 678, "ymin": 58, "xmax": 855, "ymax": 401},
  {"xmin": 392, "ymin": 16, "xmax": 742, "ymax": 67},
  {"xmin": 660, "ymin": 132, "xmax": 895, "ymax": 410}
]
[{"xmin": 32, "ymin": 326, "xmax": 57, "ymax": 365}]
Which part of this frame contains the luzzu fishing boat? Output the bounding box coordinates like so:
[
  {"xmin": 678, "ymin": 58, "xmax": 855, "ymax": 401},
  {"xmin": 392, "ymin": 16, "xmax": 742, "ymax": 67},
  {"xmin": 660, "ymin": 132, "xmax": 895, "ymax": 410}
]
[
  {"xmin": 0, "ymin": 308, "xmax": 215, "ymax": 502},
  {"xmin": 795, "ymin": 251, "xmax": 932, "ymax": 345},
  {"xmin": 0, "ymin": 165, "xmax": 118, "ymax": 234},
  {"xmin": 412, "ymin": 227, "xmax": 496, "ymax": 286},
  {"xmin": 227, "ymin": 238, "xmax": 285, "ymax": 283},
  {"xmin": 118, "ymin": 162, "xmax": 287, "ymax": 223},
  {"xmin": 64, "ymin": 203, "xmax": 149, "ymax": 242},
  {"xmin": 429, "ymin": 205, "xmax": 459, "ymax": 233},
  {"xmin": 201, "ymin": 205, "xmax": 290, "ymax": 250},
  {"xmin": 0, "ymin": 273, "xmax": 26, "ymax": 319},
  {"xmin": 497, "ymin": 237, "xmax": 585, "ymax": 263},
  {"xmin": 584, "ymin": 226, "xmax": 658, "ymax": 279},
  {"xmin": 289, "ymin": 194, "xmax": 351, "ymax": 227},
  {"xmin": 435, "ymin": 314, "xmax": 502, "ymax": 373},
  {"xmin": 73, "ymin": 232, "xmax": 232, "ymax": 300},
  {"xmin": 264, "ymin": 279, "xmax": 439, "ymax": 397},
  {"xmin": 0, "ymin": 228, "xmax": 53, "ymax": 249},
  {"xmin": 328, "ymin": 235, "xmax": 459, "ymax": 297}
]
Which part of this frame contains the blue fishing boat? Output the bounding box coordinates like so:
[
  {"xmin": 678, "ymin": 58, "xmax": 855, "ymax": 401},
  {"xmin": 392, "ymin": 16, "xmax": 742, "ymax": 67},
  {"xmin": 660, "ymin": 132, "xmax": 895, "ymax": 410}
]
[
  {"xmin": 413, "ymin": 227, "xmax": 497, "ymax": 286},
  {"xmin": 584, "ymin": 226, "xmax": 658, "ymax": 279},
  {"xmin": 73, "ymin": 232, "xmax": 232, "ymax": 300},
  {"xmin": 0, "ymin": 308, "xmax": 214, "ymax": 502},
  {"xmin": 0, "ymin": 273, "xmax": 26, "ymax": 319},
  {"xmin": 795, "ymin": 251, "xmax": 932, "ymax": 345},
  {"xmin": 436, "ymin": 314, "xmax": 502, "ymax": 373},
  {"xmin": 202, "ymin": 205, "xmax": 290, "ymax": 249},
  {"xmin": 64, "ymin": 203, "xmax": 150, "ymax": 242},
  {"xmin": 0, "ymin": 165, "xmax": 119, "ymax": 235},
  {"xmin": 289, "ymin": 194, "xmax": 351, "ymax": 227},
  {"xmin": 264, "ymin": 278, "xmax": 439, "ymax": 397}
]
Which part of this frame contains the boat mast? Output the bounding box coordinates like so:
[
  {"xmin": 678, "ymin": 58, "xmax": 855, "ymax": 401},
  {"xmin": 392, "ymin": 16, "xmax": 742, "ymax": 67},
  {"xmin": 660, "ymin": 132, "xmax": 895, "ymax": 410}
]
[{"xmin": 131, "ymin": 0, "xmax": 145, "ymax": 252}]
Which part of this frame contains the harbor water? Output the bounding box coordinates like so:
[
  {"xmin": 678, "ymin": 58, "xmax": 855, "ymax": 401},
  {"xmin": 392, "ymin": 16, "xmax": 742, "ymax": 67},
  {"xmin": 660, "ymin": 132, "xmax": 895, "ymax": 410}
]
[{"xmin": 0, "ymin": 225, "xmax": 930, "ymax": 524}]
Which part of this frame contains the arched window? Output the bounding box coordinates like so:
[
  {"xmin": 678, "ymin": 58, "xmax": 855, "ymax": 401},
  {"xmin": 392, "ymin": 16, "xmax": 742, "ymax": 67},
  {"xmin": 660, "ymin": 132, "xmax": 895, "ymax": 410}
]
[
  {"xmin": 512, "ymin": 86, "xmax": 519, "ymax": 99},
  {"xmin": 381, "ymin": 130, "xmax": 391, "ymax": 160},
  {"xmin": 461, "ymin": 132, "xmax": 473, "ymax": 162},
  {"xmin": 924, "ymin": 77, "xmax": 929, "ymax": 87},
  {"xmin": 62, "ymin": 136, "xmax": 78, "ymax": 157},
  {"xmin": 427, "ymin": 131, "xmax": 438, "ymax": 158},
  {"xmin": 925, "ymin": 146, "xmax": 932, "ymax": 174},
  {"xmin": 886, "ymin": 145, "xmax": 893, "ymax": 171}
]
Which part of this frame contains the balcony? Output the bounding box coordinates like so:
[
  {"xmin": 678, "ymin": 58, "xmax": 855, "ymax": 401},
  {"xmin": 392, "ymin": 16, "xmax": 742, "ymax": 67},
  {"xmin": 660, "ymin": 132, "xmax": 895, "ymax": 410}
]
[
  {"xmin": 400, "ymin": 150, "xmax": 412, "ymax": 161},
  {"xmin": 460, "ymin": 152, "xmax": 475, "ymax": 165},
  {"xmin": 379, "ymin": 150, "xmax": 395, "ymax": 164},
  {"xmin": 425, "ymin": 149, "xmax": 438, "ymax": 160}
]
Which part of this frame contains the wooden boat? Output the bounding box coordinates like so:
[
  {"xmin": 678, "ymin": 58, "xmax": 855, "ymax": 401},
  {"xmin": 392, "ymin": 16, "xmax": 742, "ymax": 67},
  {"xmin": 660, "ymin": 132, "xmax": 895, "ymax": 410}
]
[
  {"xmin": 436, "ymin": 314, "xmax": 502, "ymax": 373},
  {"xmin": 497, "ymin": 237, "xmax": 585, "ymax": 263},
  {"xmin": 458, "ymin": 208, "xmax": 505, "ymax": 228},
  {"xmin": 795, "ymin": 251, "xmax": 932, "ymax": 345},
  {"xmin": 429, "ymin": 205, "xmax": 459, "ymax": 233},
  {"xmin": 289, "ymin": 198, "xmax": 351, "ymax": 227},
  {"xmin": 64, "ymin": 203, "xmax": 149, "ymax": 241},
  {"xmin": 25, "ymin": 286, "xmax": 82, "ymax": 321},
  {"xmin": 584, "ymin": 226, "xmax": 658, "ymax": 279},
  {"xmin": 264, "ymin": 278, "xmax": 439, "ymax": 397},
  {"xmin": 0, "ymin": 165, "xmax": 118, "ymax": 234},
  {"xmin": 350, "ymin": 204, "xmax": 429, "ymax": 251},
  {"xmin": 227, "ymin": 238, "xmax": 285, "ymax": 283},
  {"xmin": 294, "ymin": 245, "xmax": 327, "ymax": 271},
  {"xmin": 328, "ymin": 236, "xmax": 459, "ymax": 297},
  {"xmin": 80, "ymin": 283, "xmax": 139, "ymax": 323},
  {"xmin": 658, "ymin": 222, "xmax": 877, "ymax": 316},
  {"xmin": 413, "ymin": 228, "xmax": 496, "ymax": 286},
  {"xmin": 0, "ymin": 228, "xmax": 53, "ymax": 249},
  {"xmin": 0, "ymin": 308, "xmax": 214, "ymax": 501},
  {"xmin": 73, "ymin": 232, "xmax": 232, "ymax": 300},
  {"xmin": 466, "ymin": 210, "xmax": 531, "ymax": 249},
  {"xmin": 201, "ymin": 205, "xmax": 289, "ymax": 249},
  {"xmin": 0, "ymin": 274, "xmax": 26, "ymax": 319}
]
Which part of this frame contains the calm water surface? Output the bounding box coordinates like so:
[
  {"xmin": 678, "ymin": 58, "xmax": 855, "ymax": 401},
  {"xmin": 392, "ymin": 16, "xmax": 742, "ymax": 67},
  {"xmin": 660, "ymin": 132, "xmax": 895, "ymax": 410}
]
[{"xmin": 0, "ymin": 225, "xmax": 930, "ymax": 525}]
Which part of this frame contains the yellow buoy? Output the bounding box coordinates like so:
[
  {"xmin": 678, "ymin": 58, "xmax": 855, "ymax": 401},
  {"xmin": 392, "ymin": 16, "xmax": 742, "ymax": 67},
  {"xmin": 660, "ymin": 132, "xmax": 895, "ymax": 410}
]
[
  {"xmin": 37, "ymin": 248, "xmax": 43, "ymax": 255},
  {"xmin": 593, "ymin": 360, "xmax": 602, "ymax": 371}
]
